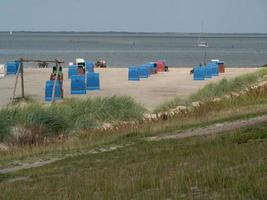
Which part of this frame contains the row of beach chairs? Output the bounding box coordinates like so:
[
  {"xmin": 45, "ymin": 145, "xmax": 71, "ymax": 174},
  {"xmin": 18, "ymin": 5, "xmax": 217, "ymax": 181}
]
[
  {"xmin": 128, "ymin": 60, "xmax": 167, "ymax": 81},
  {"xmin": 45, "ymin": 59, "xmax": 100, "ymax": 101},
  {"xmin": 193, "ymin": 60, "xmax": 225, "ymax": 80}
]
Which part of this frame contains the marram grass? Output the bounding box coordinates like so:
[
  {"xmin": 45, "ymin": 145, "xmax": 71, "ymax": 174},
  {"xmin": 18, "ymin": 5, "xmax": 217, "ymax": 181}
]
[{"xmin": 0, "ymin": 96, "xmax": 145, "ymax": 143}]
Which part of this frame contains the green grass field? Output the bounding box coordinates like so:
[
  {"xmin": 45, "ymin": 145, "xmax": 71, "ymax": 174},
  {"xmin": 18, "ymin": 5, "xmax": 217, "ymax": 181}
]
[{"xmin": 0, "ymin": 122, "xmax": 266, "ymax": 199}]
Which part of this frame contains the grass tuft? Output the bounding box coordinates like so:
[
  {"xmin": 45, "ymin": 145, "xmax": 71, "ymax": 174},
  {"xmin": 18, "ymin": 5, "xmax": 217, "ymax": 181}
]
[
  {"xmin": 0, "ymin": 96, "xmax": 145, "ymax": 144},
  {"xmin": 231, "ymin": 125, "xmax": 267, "ymax": 144}
]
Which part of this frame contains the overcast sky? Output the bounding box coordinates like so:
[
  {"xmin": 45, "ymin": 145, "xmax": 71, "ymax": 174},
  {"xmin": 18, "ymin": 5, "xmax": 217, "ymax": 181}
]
[{"xmin": 0, "ymin": 0, "xmax": 266, "ymax": 33}]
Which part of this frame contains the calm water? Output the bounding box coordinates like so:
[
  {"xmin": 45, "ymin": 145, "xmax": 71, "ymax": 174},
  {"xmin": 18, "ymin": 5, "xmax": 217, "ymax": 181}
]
[{"xmin": 0, "ymin": 32, "xmax": 267, "ymax": 67}]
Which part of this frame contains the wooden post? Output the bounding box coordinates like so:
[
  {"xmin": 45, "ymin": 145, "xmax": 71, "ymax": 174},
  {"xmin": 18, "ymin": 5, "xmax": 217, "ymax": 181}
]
[
  {"xmin": 59, "ymin": 75, "xmax": 64, "ymax": 99},
  {"xmin": 20, "ymin": 58, "xmax": 25, "ymax": 99},
  {"xmin": 12, "ymin": 61, "xmax": 21, "ymax": 101}
]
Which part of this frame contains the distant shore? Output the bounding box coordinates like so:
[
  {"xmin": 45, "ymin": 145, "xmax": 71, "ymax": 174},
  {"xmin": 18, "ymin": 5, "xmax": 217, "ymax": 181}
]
[{"xmin": 1, "ymin": 31, "xmax": 267, "ymax": 37}]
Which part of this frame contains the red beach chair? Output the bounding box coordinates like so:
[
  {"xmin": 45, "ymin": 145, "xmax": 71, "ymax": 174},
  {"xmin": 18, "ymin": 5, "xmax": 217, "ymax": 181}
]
[{"xmin": 156, "ymin": 60, "xmax": 165, "ymax": 72}]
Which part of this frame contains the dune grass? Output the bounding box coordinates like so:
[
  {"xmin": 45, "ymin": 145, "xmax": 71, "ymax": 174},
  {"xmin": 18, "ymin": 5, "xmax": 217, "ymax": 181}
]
[
  {"xmin": 0, "ymin": 122, "xmax": 266, "ymax": 199},
  {"xmin": 190, "ymin": 68, "xmax": 267, "ymax": 102},
  {"xmin": 154, "ymin": 68, "xmax": 267, "ymax": 113},
  {"xmin": 63, "ymin": 96, "xmax": 145, "ymax": 123},
  {"xmin": 1, "ymin": 78, "xmax": 267, "ymax": 162},
  {"xmin": 1, "ymin": 90, "xmax": 267, "ymax": 171},
  {"xmin": 0, "ymin": 96, "xmax": 145, "ymax": 144},
  {"xmin": 153, "ymin": 97, "xmax": 182, "ymax": 113}
]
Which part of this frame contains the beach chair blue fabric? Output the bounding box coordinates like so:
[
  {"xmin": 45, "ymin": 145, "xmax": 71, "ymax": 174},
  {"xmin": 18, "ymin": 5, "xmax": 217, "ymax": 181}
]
[
  {"xmin": 45, "ymin": 80, "xmax": 62, "ymax": 101},
  {"xmin": 140, "ymin": 64, "xmax": 150, "ymax": 75},
  {"xmin": 71, "ymin": 75, "xmax": 86, "ymax": 94},
  {"xmin": 193, "ymin": 66, "xmax": 205, "ymax": 80},
  {"xmin": 85, "ymin": 60, "xmax": 94, "ymax": 72},
  {"xmin": 205, "ymin": 64, "xmax": 212, "ymax": 78},
  {"xmin": 128, "ymin": 67, "xmax": 140, "ymax": 81},
  {"xmin": 68, "ymin": 65, "xmax": 78, "ymax": 79},
  {"xmin": 211, "ymin": 62, "xmax": 219, "ymax": 76},
  {"xmin": 6, "ymin": 62, "xmax": 19, "ymax": 75},
  {"xmin": 138, "ymin": 66, "xmax": 149, "ymax": 78},
  {"xmin": 148, "ymin": 62, "xmax": 157, "ymax": 74},
  {"xmin": 86, "ymin": 72, "xmax": 100, "ymax": 90}
]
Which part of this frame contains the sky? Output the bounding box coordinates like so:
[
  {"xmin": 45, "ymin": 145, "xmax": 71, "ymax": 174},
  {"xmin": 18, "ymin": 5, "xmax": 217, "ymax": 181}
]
[{"xmin": 0, "ymin": 0, "xmax": 266, "ymax": 33}]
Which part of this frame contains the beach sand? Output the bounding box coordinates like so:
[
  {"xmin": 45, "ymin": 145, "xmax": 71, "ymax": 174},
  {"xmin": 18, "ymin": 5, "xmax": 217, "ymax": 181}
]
[{"xmin": 0, "ymin": 67, "xmax": 258, "ymax": 110}]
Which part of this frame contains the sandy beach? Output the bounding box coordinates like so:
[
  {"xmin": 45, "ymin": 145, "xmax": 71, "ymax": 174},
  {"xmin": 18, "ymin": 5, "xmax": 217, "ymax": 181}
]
[{"xmin": 0, "ymin": 67, "xmax": 258, "ymax": 110}]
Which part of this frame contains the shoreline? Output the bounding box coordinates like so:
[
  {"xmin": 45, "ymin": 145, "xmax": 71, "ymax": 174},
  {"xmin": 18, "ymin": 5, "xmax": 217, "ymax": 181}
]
[{"xmin": 18, "ymin": 65, "xmax": 264, "ymax": 69}]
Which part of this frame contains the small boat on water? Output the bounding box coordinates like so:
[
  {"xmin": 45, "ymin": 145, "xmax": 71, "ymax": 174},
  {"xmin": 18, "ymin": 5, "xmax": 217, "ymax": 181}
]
[
  {"xmin": 197, "ymin": 41, "xmax": 208, "ymax": 48},
  {"xmin": 197, "ymin": 22, "xmax": 208, "ymax": 48}
]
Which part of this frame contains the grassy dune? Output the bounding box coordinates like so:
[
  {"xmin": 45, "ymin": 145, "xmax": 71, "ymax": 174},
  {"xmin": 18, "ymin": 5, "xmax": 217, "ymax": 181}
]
[
  {"xmin": 0, "ymin": 96, "xmax": 145, "ymax": 144},
  {"xmin": 154, "ymin": 68, "xmax": 267, "ymax": 113}
]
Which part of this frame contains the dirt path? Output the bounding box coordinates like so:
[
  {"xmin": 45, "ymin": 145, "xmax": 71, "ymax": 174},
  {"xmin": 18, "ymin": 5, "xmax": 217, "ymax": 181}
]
[
  {"xmin": 0, "ymin": 144, "xmax": 132, "ymax": 174},
  {"xmin": 0, "ymin": 159, "xmax": 60, "ymax": 174},
  {"xmin": 1, "ymin": 114, "xmax": 267, "ymax": 175},
  {"xmin": 147, "ymin": 114, "xmax": 267, "ymax": 141}
]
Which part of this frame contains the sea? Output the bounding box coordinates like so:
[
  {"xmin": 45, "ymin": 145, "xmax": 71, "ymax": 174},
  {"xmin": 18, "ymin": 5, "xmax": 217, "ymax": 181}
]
[{"xmin": 0, "ymin": 32, "xmax": 267, "ymax": 67}]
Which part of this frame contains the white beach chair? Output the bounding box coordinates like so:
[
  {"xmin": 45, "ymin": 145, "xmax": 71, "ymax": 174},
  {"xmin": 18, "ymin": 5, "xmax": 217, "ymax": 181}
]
[{"xmin": 0, "ymin": 64, "xmax": 5, "ymax": 78}]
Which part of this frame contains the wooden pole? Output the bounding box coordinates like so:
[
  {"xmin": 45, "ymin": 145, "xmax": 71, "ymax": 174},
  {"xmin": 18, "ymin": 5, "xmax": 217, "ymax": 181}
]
[
  {"xmin": 12, "ymin": 62, "xmax": 21, "ymax": 101},
  {"xmin": 59, "ymin": 75, "xmax": 64, "ymax": 99},
  {"xmin": 51, "ymin": 59, "xmax": 60, "ymax": 104},
  {"xmin": 20, "ymin": 58, "xmax": 25, "ymax": 99}
]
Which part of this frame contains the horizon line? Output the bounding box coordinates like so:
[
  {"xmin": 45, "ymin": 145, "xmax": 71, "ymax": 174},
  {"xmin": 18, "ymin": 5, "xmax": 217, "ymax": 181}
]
[{"xmin": 1, "ymin": 31, "xmax": 267, "ymax": 35}]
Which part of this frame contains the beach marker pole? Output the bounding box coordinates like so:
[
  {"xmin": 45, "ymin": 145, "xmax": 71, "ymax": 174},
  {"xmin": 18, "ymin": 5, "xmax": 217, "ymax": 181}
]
[
  {"xmin": 12, "ymin": 61, "xmax": 21, "ymax": 101},
  {"xmin": 20, "ymin": 58, "xmax": 25, "ymax": 99},
  {"xmin": 12, "ymin": 58, "xmax": 25, "ymax": 101}
]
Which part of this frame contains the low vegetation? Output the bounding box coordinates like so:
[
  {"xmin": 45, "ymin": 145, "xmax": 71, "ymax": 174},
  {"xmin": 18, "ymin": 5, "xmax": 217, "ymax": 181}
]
[
  {"xmin": 0, "ymin": 96, "xmax": 145, "ymax": 144},
  {"xmin": 0, "ymin": 122, "xmax": 266, "ymax": 199},
  {"xmin": 153, "ymin": 96, "xmax": 181, "ymax": 113}
]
